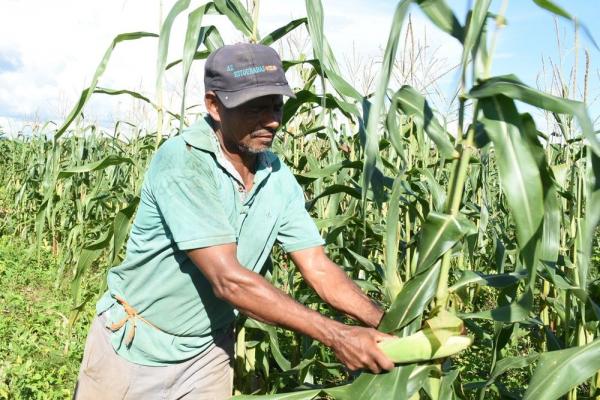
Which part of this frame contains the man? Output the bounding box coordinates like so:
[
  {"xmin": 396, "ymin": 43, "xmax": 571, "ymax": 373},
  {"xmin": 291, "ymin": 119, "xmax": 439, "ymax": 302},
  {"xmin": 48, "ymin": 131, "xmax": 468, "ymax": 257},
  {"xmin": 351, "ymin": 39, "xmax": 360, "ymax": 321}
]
[{"xmin": 75, "ymin": 43, "xmax": 394, "ymax": 400}]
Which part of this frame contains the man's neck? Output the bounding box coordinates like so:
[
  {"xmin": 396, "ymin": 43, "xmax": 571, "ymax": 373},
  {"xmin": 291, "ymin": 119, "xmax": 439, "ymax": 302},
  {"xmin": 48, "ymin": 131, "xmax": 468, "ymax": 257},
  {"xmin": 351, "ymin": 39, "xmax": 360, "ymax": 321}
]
[{"xmin": 215, "ymin": 130, "xmax": 257, "ymax": 189}]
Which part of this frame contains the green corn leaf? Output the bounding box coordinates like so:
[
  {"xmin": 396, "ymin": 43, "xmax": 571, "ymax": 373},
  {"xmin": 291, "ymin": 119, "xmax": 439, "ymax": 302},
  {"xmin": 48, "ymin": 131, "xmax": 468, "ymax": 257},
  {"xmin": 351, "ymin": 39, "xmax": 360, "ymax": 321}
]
[
  {"xmin": 93, "ymin": 87, "xmax": 181, "ymax": 120},
  {"xmin": 362, "ymin": 0, "xmax": 411, "ymax": 209},
  {"xmin": 110, "ymin": 198, "xmax": 140, "ymax": 267},
  {"xmin": 520, "ymin": 114, "xmax": 561, "ymax": 269},
  {"xmin": 283, "ymin": 90, "xmax": 358, "ymax": 126},
  {"xmin": 415, "ymin": 0, "xmax": 464, "ymax": 42},
  {"xmin": 296, "ymin": 160, "xmax": 362, "ymax": 182},
  {"xmin": 461, "ymin": 288, "xmax": 533, "ymax": 322},
  {"xmin": 282, "ymin": 59, "xmax": 323, "ymax": 75},
  {"xmin": 180, "ymin": 3, "xmax": 218, "ymax": 128},
  {"xmin": 459, "ymin": 0, "xmax": 491, "ymax": 81},
  {"xmin": 328, "ymin": 365, "xmax": 422, "ymax": 400},
  {"xmin": 383, "ymin": 177, "xmax": 405, "ymax": 301},
  {"xmin": 344, "ymin": 248, "xmax": 378, "ymax": 273},
  {"xmin": 71, "ymin": 230, "xmax": 114, "ymax": 311},
  {"xmin": 391, "ymin": 86, "xmax": 458, "ymax": 159},
  {"xmin": 260, "ymin": 18, "xmax": 307, "ymax": 46},
  {"xmin": 418, "ymin": 168, "xmax": 446, "ymax": 212},
  {"xmin": 531, "ymin": 0, "xmax": 598, "ymax": 49},
  {"xmin": 416, "ymin": 212, "xmax": 477, "ymax": 273},
  {"xmin": 378, "ymin": 262, "xmax": 441, "ymax": 333},
  {"xmin": 233, "ymin": 389, "xmax": 323, "ymax": 399},
  {"xmin": 314, "ymin": 215, "xmax": 353, "ymax": 230},
  {"xmin": 157, "ymin": 0, "xmax": 194, "ymax": 95},
  {"xmin": 182, "ymin": 4, "xmax": 217, "ymax": 88},
  {"xmin": 305, "ymin": 0, "xmax": 362, "ymax": 101},
  {"xmin": 56, "ymin": 32, "xmax": 158, "ymax": 139},
  {"xmin": 305, "ymin": 184, "xmax": 361, "ymax": 210},
  {"xmin": 449, "ymin": 270, "xmax": 528, "ymax": 292},
  {"xmin": 479, "ymin": 95, "xmax": 544, "ymax": 284},
  {"xmin": 379, "ymin": 212, "xmax": 475, "ymax": 332},
  {"xmin": 485, "ymin": 353, "xmax": 540, "ymax": 388},
  {"xmin": 524, "ymin": 339, "xmax": 600, "ymax": 400},
  {"xmin": 580, "ymin": 152, "xmax": 600, "ymax": 289},
  {"xmin": 470, "ymin": 75, "xmax": 600, "ymax": 156},
  {"xmin": 58, "ymin": 155, "xmax": 134, "ymax": 179},
  {"xmin": 214, "ymin": 0, "xmax": 254, "ymax": 38},
  {"xmin": 245, "ymin": 319, "xmax": 291, "ymax": 371},
  {"xmin": 166, "ymin": 50, "xmax": 210, "ymax": 70}
]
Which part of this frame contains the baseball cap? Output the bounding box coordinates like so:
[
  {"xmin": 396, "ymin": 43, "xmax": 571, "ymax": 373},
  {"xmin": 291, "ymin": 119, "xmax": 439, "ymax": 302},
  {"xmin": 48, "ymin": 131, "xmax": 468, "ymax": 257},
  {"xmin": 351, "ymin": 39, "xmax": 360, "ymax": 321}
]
[{"xmin": 204, "ymin": 43, "xmax": 295, "ymax": 108}]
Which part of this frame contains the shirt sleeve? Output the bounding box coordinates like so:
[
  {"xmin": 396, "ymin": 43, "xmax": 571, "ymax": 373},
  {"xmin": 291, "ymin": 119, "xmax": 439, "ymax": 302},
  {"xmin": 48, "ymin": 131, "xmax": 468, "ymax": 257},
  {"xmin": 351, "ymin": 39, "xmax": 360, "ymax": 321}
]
[
  {"xmin": 276, "ymin": 180, "xmax": 325, "ymax": 253},
  {"xmin": 152, "ymin": 166, "xmax": 236, "ymax": 251}
]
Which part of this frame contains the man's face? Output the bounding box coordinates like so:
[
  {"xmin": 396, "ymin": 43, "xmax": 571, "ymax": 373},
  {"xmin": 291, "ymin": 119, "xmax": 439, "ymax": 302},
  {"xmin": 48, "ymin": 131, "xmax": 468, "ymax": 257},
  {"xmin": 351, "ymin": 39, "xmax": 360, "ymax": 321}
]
[{"xmin": 217, "ymin": 94, "xmax": 284, "ymax": 154}]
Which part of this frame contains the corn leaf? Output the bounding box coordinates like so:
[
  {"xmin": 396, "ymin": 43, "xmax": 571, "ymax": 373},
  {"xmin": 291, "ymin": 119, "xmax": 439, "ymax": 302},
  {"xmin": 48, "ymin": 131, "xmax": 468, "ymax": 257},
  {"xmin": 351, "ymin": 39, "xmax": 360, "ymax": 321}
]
[
  {"xmin": 383, "ymin": 177, "xmax": 405, "ymax": 301},
  {"xmin": 459, "ymin": 0, "xmax": 491, "ymax": 81},
  {"xmin": 362, "ymin": 0, "xmax": 411, "ymax": 209},
  {"xmin": 260, "ymin": 18, "xmax": 307, "ymax": 46},
  {"xmin": 416, "ymin": 212, "xmax": 477, "ymax": 273},
  {"xmin": 283, "ymin": 90, "xmax": 357, "ymax": 126},
  {"xmin": 531, "ymin": 0, "xmax": 598, "ymax": 50},
  {"xmin": 58, "ymin": 155, "xmax": 134, "ymax": 179},
  {"xmin": 378, "ymin": 262, "xmax": 441, "ymax": 333},
  {"xmin": 110, "ymin": 198, "xmax": 140, "ymax": 267},
  {"xmin": 479, "ymin": 95, "xmax": 544, "ymax": 284},
  {"xmin": 56, "ymin": 32, "xmax": 158, "ymax": 139},
  {"xmin": 524, "ymin": 339, "xmax": 600, "ymax": 400},
  {"xmin": 470, "ymin": 75, "xmax": 600, "ymax": 156},
  {"xmin": 157, "ymin": 0, "xmax": 193, "ymax": 92},
  {"xmin": 305, "ymin": 0, "xmax": 362, "ymax": 101},
  {"xmin": 214, "ymin": 0, "xmax": 254, "ymax": 38},
  {"xmin": 391, "ymin": 86, "xmax": 458, "ymax": 159},
  {"xmin": 415, "ymin": 0, "xmax": 463, "ymax": 42}
]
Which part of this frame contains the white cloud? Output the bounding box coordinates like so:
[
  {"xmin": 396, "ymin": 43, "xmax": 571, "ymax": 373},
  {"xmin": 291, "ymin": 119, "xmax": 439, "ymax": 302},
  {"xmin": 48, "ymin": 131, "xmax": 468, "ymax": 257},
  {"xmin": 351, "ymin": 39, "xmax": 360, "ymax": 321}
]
[{"xmin": 0, "ymin": 0, "xmax": 461, "ymax": 133}]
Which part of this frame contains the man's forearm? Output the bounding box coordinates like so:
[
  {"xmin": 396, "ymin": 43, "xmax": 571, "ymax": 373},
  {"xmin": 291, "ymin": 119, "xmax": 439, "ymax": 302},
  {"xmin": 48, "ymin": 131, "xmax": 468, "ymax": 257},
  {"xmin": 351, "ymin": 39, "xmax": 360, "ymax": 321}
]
[
  {"xmin": 290, "ymin": 248, "xmax": 385, "ymax": 328},
  {"xmin": 213, "ymin": 265, "xmax": 343, "ymax": 347},
  {"xmin": 187, "ymin": 244, "xmax": 395, "ymax": 373},
  {"xmin": 311, "ymin": 262, "xmax": 384, "ymax": 328}
]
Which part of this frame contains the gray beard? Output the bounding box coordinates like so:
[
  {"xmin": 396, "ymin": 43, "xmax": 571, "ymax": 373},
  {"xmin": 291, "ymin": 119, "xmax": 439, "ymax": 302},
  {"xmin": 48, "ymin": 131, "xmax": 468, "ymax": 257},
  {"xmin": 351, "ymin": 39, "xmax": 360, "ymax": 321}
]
[{"xmin": 238, "ymin": 142, "xmax": 270, "ymax": 154}]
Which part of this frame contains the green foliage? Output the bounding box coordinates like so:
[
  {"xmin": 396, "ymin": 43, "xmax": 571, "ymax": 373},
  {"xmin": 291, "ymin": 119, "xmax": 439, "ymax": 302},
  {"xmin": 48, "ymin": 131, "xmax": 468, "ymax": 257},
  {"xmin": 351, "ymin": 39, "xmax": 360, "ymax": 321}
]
[
  {"xmin": 0, "ymin": 0, "xmax": 599, "ymax": 399},
  {"xmin": 0, "ymin": 237, "xmax": 101, "ymax": 399}
]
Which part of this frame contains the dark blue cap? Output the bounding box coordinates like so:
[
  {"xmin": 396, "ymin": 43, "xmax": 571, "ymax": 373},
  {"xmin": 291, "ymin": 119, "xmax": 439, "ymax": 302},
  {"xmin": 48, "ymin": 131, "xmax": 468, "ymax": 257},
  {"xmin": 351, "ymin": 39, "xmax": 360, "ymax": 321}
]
[{"xmin": 204, "ymin": 43, "xmax": 295, "ymax": 108}]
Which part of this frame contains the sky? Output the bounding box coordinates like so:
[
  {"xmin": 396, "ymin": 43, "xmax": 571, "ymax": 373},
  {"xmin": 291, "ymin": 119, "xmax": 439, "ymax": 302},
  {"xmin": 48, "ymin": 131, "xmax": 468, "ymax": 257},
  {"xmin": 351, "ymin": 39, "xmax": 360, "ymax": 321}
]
[{"xmin": 0, "ymin": 0, "xmax": 598, "ymax": 135}]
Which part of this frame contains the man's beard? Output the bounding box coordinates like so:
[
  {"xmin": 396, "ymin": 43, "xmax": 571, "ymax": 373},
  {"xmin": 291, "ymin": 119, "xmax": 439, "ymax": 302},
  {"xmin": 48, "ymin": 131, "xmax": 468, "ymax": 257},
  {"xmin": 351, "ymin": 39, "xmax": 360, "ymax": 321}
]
[
  {"xmin": 238, "ymin": 141, "xmax": 271, "ymax": 154},
  {"xmin": 238, "ymin": 130, "xmax": 275, "ymax": 154}
]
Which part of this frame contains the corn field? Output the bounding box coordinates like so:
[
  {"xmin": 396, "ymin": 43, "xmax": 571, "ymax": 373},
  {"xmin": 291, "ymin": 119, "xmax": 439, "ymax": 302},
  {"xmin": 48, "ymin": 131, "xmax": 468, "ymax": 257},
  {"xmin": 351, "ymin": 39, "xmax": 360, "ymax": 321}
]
[{"xmin": 1, "ymin": 0, "xmax": 600, "ymax": 399}]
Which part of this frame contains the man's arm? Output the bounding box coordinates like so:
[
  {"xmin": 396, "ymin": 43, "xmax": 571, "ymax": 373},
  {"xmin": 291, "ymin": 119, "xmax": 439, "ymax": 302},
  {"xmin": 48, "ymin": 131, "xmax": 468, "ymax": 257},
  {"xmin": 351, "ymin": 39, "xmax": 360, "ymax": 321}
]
[
  {"xmin": 187, "ymin": 244, "xmax": 394, "ymax": 373},
  {"xmin": 289, "ymin": 246, "xmax": 385, "ymax": 328}
]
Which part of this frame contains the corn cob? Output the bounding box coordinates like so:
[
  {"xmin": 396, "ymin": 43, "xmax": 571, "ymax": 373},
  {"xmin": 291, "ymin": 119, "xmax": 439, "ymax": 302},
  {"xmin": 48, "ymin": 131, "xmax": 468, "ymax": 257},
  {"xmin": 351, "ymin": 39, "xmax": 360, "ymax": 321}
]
[{"xmin": 377, "ymin": 311, "xmax": 472, "ymax": 364}]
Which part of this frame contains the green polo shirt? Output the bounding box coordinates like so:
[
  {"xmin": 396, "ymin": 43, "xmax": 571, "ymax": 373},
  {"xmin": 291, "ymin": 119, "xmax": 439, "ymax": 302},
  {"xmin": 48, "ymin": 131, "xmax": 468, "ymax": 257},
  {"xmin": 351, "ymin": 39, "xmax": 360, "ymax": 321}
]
[{"xmin": 96, "ymin": 116, "xmax": 324, "ymax": 366}]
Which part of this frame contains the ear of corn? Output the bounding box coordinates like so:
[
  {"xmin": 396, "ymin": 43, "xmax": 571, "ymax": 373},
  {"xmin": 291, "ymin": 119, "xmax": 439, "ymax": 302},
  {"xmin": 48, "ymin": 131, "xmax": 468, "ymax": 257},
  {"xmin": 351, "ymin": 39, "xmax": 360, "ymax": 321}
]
[{"xmin": 378, "ymin": 312, "xmax": 472, "ymax": 364}]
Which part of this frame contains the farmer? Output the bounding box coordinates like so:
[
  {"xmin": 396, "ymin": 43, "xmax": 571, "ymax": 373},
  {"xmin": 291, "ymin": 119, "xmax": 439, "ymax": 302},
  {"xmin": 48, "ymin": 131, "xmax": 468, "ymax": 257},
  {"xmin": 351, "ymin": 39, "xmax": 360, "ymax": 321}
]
[{"xmin": 74, "ymin": 43, "xmax": 394, "ymax": 400}]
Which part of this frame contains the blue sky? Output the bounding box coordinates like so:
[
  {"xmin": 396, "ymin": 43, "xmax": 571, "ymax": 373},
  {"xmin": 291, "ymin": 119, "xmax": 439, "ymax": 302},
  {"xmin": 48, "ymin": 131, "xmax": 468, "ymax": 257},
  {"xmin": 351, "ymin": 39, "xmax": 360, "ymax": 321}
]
[{"xmin": 0, "ymin": 0, "xmax": 598, "ymax": 132}]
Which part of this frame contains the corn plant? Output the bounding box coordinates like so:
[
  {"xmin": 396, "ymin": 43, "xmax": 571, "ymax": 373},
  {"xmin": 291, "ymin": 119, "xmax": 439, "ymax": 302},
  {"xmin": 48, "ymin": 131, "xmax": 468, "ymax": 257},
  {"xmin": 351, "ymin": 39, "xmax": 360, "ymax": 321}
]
[{"xmin": 1, "ymin": 0, "xmax": 599, "ymax": 399}]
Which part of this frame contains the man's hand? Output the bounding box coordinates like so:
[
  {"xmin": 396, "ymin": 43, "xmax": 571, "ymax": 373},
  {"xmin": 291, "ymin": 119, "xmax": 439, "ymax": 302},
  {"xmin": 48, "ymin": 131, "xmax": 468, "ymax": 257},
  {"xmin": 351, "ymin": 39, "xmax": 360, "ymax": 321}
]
[{"xmin": 328, "ymin": 325, "xmax": 395, "ymax": 373}]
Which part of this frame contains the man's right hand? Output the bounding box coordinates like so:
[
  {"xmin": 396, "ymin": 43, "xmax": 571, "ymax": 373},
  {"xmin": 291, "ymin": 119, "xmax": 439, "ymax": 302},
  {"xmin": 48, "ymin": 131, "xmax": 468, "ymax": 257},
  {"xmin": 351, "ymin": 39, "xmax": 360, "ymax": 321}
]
[{"xmin": 327, "ymin": 324, "xmax": 395, "ymax": 374}]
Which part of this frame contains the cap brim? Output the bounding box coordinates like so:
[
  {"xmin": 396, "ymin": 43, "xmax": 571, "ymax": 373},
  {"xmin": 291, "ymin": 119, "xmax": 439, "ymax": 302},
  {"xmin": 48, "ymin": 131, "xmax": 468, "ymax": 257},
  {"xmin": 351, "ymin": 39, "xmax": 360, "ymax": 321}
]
[{"xmin": 215, "ymin": 84, "xmax": 296, "ymax": 109}]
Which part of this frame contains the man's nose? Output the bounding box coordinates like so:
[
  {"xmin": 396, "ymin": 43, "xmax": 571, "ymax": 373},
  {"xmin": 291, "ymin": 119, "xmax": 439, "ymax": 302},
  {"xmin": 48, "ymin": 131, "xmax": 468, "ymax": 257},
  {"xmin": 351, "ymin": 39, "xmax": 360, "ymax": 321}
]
[{"xmin": 261, "ymin": 109, "xmax": 281, "ymax": 130}]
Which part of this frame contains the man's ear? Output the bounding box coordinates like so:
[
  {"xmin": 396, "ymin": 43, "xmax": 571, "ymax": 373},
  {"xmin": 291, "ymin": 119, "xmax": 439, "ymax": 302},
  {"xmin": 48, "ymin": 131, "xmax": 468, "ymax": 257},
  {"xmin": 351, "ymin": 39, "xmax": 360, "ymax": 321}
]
[{"xmin": 204, "ymin": 92, "xmax": 222, "ymax": 123}]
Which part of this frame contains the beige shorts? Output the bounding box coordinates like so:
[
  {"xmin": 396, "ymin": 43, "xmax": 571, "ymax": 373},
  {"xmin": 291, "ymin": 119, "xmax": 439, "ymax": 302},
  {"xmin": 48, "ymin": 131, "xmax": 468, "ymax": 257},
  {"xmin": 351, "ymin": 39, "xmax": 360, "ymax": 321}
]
[{"xmin": 73, "ymin": 313, "xmax": 234, "ymax": 400}]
